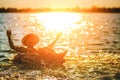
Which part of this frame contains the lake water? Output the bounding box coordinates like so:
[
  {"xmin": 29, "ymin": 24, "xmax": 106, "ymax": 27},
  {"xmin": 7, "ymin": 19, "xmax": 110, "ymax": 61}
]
[{"xmin": 0, "ymin": 12, "xmax": 120, "ymax": 58}]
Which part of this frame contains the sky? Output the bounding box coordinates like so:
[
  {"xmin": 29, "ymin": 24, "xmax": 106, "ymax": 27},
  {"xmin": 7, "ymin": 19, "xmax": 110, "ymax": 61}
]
[{"xmin": 0, "ymin": 0, "xmax": 120, "ymax": 9}]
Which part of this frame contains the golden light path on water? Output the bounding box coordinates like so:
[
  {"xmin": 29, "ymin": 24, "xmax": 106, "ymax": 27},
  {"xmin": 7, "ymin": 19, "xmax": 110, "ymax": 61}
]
[
  {"xmin": 27, "ymin": 12, "xmax": 84, "ymax": 54},
  {"xmin": 25, "ymin": 12, "xmax": 97, "ymax": 55},
  {"xmin": 35, "ymin": 12, "xmax": 82, "ymax": 32}
]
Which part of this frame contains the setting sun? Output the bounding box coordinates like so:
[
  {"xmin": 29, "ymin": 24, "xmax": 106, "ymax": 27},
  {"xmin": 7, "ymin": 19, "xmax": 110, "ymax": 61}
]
[{"xmin": 36, "ymin": 12, "xmax": 81, "ymax": 32}]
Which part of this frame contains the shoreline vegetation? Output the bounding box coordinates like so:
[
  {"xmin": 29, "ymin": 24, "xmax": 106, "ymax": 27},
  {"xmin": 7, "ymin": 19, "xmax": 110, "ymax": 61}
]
[{"xmin": 0, "ymin": 7, "xmax": 120, "ymax": 13}]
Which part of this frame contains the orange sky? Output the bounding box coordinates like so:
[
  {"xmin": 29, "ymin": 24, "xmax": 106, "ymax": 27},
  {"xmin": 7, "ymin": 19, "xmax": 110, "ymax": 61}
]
[{"xmin": 0, "ymin": 0, "xmax": 120, "ymax": 8}]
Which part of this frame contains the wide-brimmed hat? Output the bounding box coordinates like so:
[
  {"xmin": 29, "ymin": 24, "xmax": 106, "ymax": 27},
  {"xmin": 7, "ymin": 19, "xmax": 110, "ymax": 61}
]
[{"xmin": 22, "ymin": 33, "xmax": 39, "ymax": 46}]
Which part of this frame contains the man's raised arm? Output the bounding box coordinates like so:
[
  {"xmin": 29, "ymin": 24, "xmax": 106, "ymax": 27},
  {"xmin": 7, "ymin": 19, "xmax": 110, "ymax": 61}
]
[{"xmin": 48, "ymin": 32, "xmax": 62, "ymax": 48}]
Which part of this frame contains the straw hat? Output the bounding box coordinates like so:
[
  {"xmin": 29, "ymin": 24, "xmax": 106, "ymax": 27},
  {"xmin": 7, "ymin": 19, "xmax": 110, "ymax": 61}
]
[{"xmin": 22, "ymin": 34, "xmax": 39, "ymax": 47}]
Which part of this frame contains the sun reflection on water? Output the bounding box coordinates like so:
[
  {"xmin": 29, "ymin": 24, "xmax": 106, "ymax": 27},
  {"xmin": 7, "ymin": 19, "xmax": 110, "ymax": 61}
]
[
  {"xmin": 35, "ymin": 12, "xmax": 82, "ymax": 32},
  {"xmin": 11, "ymin": 12, "xmax": 109, "ymax": 55},
  {"xmin": 26, "ymin": 12, "xmax": 97, "ymax": 55}
]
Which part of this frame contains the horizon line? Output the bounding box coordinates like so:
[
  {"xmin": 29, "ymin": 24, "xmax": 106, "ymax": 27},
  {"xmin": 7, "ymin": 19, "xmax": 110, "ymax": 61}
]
[{"xmin": 0, "ymin": 6, "xmax": 120, "ymax": 9}]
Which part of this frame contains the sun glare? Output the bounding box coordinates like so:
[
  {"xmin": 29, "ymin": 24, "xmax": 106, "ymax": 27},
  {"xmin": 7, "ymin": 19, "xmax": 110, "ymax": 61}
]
[{"xmin": 36, "ymin": 12, "xmax": 81, "ymax": 32}]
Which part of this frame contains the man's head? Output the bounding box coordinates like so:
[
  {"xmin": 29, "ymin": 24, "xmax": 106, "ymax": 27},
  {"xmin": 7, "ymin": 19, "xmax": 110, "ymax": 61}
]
[{"xmin": 22, "ymin": 34, "xmax": 39, "ymax": 47}]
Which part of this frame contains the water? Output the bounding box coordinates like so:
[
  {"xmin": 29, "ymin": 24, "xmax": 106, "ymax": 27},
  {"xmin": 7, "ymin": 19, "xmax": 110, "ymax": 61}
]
[{"xmin": 0, "ymin": 12, "xmax": 120, "ymax": 58}]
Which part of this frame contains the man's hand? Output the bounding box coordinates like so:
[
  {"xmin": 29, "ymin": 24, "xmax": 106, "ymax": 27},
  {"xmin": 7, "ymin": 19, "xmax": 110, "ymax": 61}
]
[
  {"xmin": 7, "ymin": 30, "xmax": 12, "ymax": 36},
  {"xmin": 56, "ymin": 32, "xmax": 62, "ymax": 39}
]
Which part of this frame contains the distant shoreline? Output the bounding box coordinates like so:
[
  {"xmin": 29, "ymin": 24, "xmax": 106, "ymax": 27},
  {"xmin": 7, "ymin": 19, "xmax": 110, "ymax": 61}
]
[{"xmin": 0, "ymin": 7, "xmax": 120, "ymax": 13}]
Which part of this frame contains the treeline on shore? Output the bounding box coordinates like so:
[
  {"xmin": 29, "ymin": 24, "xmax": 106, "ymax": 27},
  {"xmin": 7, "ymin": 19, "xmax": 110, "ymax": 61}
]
[{"xmin": 0, "ymin": 7, "xmax": 120, "ymax": 13}]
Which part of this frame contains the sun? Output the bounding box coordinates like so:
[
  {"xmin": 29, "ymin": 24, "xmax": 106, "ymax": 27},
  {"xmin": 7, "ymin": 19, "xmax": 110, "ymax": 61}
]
[{"xmin": 36, "ymin": 12, "xmax": 81, "ymax": 32}]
